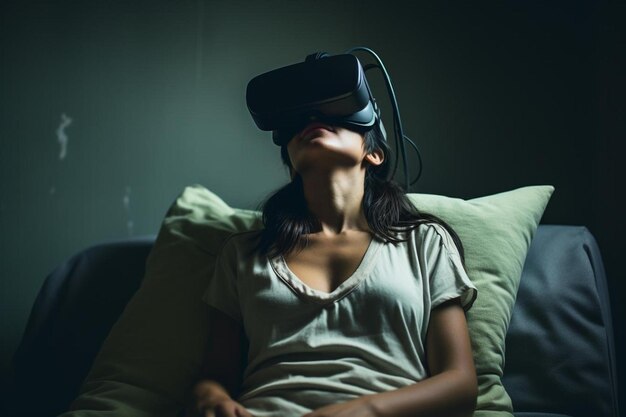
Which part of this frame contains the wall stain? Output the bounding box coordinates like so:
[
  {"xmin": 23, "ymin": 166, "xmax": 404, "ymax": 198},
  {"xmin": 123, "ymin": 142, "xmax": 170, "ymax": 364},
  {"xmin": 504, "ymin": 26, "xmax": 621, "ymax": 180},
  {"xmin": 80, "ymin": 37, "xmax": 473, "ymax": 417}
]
[
  {"xmin": 56, "ymin": 113, "xmax": 73, "ymax": 161},
  {"xmin": 123, "ymin": 185, "xmax": 134, "ymax": 236}
]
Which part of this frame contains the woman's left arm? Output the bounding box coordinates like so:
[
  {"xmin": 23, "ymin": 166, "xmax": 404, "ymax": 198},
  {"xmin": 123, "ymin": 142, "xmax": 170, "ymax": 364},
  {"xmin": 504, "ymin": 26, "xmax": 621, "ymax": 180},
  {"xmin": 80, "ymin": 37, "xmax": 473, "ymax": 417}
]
[{"xmin": 303, "ymin": 297, "xmax": 477, "ymax": 417}]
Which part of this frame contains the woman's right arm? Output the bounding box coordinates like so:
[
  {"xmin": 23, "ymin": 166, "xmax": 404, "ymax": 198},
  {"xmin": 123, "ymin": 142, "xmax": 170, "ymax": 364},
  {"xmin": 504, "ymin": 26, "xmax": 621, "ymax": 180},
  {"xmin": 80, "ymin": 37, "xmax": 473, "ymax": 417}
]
[{"xmin": 186, "ymin": 306, "xmax": 252, "ymax": 417}]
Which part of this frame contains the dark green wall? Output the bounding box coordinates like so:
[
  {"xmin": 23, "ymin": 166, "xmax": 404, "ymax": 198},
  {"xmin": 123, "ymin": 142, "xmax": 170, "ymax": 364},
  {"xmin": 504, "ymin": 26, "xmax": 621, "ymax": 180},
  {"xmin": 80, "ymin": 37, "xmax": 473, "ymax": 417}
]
[{"xmin": 1, "ymin": 0, "xmax": 624, "ymax": 408}]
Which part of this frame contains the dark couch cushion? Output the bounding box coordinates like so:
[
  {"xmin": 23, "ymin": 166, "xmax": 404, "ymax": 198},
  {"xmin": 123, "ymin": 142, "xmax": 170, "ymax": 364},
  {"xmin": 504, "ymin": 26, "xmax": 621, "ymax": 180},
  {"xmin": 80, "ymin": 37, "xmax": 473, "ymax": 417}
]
[
  {"xmin": 503, "ymin": 225, "xmax": 619, "ymax": 417},
  {"xmin": 7, "ymin": 236, "xmax": 155, "ymax": 417}
]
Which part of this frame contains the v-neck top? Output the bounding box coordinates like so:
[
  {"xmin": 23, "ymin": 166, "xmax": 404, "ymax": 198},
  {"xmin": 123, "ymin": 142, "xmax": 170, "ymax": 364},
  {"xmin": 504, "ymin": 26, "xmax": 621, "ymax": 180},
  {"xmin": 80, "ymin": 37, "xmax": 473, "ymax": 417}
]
[
  {"xmin": 269, "ymin": 235, "xmax": 383, "ymax": 304},
  {"xmin": 202, "ymin": 222, "xmax": 477, "ymax": 417}
]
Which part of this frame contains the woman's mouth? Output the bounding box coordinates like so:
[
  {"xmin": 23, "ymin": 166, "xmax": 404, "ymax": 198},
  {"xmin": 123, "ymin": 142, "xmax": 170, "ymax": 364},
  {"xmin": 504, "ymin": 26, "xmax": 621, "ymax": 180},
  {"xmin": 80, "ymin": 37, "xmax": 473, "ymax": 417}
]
[{"xmin": 300, "ymin": 123, "xmax": 334, "ymax": 139}]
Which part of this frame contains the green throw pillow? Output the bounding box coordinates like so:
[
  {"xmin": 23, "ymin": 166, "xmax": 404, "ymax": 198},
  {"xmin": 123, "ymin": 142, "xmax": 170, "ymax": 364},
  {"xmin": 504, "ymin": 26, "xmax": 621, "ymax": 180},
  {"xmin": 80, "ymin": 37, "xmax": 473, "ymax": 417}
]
[
  {"xmin": 61, "ymin": 185, "xmax": 264, "ymax": 417},
  {"xmin": 406, "ymin": 185, "xmax": 554, "ymax": 416},
  {"xmin": 62, "ymin": 183, "xmax": 553, "ymax": 417}
]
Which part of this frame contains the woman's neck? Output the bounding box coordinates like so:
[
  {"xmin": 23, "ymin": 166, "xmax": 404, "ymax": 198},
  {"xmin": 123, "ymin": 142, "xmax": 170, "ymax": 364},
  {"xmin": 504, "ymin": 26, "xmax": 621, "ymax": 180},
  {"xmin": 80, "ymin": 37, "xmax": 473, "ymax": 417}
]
[{"xmin": 299, "ymin": 170, "xmax": 371, "ymax": 237}]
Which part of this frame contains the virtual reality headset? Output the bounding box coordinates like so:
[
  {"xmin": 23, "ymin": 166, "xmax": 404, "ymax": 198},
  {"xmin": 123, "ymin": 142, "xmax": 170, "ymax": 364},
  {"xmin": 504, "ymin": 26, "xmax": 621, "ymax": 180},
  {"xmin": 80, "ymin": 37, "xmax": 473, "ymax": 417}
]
[{"xmin": 246, "ymin": 52, "xmax": 387, "ymax": 146}]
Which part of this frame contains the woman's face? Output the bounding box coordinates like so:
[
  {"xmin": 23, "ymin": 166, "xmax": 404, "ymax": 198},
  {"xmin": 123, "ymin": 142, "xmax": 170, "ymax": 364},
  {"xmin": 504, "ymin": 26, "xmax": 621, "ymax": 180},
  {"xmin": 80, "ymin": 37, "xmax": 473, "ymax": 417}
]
[{"xmin": 286, "ymin": 123, "xmax": 376, "ymax": 177}]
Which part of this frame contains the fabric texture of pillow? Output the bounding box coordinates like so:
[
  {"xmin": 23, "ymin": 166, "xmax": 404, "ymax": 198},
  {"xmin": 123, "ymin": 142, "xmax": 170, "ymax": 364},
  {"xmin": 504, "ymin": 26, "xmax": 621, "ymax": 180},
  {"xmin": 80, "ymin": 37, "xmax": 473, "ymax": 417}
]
[
  {"xmin": 61, "ymin": 183, "xmax": 553, "ymax": 417},
  {"xmin": 61, "ymin": 185, "xmax": 264, "ymax": 417}
]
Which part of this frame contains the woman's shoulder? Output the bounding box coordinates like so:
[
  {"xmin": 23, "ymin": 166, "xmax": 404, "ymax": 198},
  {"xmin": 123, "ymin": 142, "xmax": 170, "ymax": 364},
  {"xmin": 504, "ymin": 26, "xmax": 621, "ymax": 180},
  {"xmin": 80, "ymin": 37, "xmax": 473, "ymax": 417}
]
[
  {"xmin": 388, "ymin": 221, "xmax": 450, "ymax": 240},
  {"xmin": 387, "ymin": 221, "xmax": 456, "ymax": 252}
]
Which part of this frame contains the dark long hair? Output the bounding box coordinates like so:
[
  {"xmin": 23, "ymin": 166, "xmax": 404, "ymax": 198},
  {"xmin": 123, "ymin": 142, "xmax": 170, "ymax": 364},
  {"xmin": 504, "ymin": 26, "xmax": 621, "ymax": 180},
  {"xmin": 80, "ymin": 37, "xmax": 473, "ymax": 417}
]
[{"xmin": 254, "ymin": 123, "xmax": 466, "ymax": 268}]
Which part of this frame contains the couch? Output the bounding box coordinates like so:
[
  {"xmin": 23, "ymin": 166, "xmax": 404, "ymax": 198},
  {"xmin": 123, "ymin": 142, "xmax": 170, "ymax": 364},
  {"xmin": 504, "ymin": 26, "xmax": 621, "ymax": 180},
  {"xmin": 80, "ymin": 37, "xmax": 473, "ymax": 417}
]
[{"xmin": 5, "ymin": 225, "xmax": 620, "ymax": 417}]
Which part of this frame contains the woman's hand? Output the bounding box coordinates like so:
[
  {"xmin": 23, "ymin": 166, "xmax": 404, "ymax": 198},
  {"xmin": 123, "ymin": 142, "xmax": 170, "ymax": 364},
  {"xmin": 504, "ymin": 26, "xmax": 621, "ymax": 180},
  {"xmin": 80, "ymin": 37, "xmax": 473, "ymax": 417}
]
[
  {"xmin": 191, "ymin": 398, "xmax": 255, "ymax": 417},
  {"xmin": 186, "ymin": 396, "xmax": 255, "ymax": 417},
  {"xmin": 184, "ymin": 379, "xmax": 255, "ymax": 417},
  {"xmin": 302, "ymin": 396, "xmax": 379, "ymax": 417}
]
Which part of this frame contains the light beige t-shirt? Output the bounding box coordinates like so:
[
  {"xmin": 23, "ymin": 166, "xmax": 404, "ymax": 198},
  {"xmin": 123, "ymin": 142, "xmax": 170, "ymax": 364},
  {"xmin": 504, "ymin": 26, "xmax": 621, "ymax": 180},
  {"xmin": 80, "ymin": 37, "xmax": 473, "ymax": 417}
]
[{"xmin": 202, "ymin": 222, "xmax": 478, "ymax": 417}]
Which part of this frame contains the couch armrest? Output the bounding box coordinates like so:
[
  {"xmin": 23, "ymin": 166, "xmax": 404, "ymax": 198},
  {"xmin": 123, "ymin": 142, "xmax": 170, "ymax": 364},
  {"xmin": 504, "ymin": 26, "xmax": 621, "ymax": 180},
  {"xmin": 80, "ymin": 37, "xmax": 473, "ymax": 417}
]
[{"xmin": 503, "ymin": 225, "xmax": 619, "ymax": 417}]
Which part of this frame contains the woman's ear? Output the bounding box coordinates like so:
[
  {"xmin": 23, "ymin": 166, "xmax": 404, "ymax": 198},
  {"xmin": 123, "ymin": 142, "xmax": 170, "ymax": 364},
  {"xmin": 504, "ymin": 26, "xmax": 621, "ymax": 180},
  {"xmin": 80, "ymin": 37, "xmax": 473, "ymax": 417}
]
[{"xmin": 364, "ymin": 148, "xmax": 385, "ymax": 167}]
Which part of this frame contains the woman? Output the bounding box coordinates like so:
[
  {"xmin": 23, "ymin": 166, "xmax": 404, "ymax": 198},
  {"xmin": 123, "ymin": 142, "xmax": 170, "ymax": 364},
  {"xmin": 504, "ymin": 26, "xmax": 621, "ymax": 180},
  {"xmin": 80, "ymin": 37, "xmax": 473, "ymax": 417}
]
[{"xmin": 186, "ymin": 120, "xmax": 478, "ymax": 417}]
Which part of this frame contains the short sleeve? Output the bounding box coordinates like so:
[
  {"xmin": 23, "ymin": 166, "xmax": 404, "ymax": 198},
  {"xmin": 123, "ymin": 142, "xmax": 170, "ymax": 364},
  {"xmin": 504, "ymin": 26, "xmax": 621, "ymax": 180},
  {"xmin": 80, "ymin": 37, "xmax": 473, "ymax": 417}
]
[
  {"xmin": 424, "ymin": 224, "xmax": 478, "ymax": 313},
  {"xmin": 201, "ymin": 236, "xmax": 243, "ymax": 323}
]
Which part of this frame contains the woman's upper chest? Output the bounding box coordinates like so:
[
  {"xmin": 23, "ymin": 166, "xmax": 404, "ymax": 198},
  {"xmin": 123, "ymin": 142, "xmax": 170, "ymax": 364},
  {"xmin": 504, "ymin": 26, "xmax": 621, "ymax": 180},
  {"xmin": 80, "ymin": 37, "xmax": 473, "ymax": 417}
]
[{"xmin": 282, "ymin": 232, "xmax": 374, "ymax": 294}]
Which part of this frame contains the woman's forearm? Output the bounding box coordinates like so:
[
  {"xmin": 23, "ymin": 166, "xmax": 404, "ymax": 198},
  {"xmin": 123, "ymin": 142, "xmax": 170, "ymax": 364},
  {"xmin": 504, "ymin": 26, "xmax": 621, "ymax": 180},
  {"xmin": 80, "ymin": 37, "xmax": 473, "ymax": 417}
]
[{"xmin": 365, "ymin": 369, "xmax": 477, "ymax": 417}]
